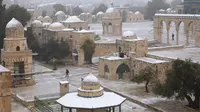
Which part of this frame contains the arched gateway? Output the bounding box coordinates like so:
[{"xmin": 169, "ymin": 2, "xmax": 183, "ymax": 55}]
[{"xmin": 154, "ymin": 14, "xmax": 200, "ymax": 46}]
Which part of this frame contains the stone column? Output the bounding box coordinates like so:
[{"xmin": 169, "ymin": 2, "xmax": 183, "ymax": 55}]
[
  {"xmin": 185, "ymin": 30, "xmax": 189, "ymax": 46},
  {"xmin": 195, "ymin": 22, "xmax": 200, "ymax": 46},
  {"xmin": 176, "ymin": 28, "xmax": 179, "ymax": 45},
  {"xmin": 60, "ymin": 81, "xmax": 69, "ymax": 97},
  {"xmin": 166, "ymin": 25, "xmax": 170, "ymax": 44},
  {"xmin": 154, "ymin": 26, "xmax": 162, "ymax": 43},
  {"xmin": 0, "ymin": 67, "xmax": 11, "ymax": 112}
]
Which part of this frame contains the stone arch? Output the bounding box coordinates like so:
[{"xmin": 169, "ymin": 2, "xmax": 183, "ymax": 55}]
[
  {"xmin": 122, "ymin": 11, "xmax": 127, "ymax": 22},
  {"xmin": 116, "ymin": 63, "xmax": 131, "ymax": 80},
  {"xmin": 73, "ymin": 49, "xmax": 78, "ymax": 64},
  {"xmin": 104, "ymin": 65, "xmax": 109, "ymax": 73},
  {"xmin": 2, "ymin": 61, "xmax": 5, "ymax": 67},
  {"xmin": 16, "ymin": 46, "xmax": 20, "ymax": 51},
  {"xmin": 108, "ymin": 22, "xmax": 113, "ymax": 34},
  {"xmin": 178, "ymin": 9, "xmax": 182, "ymax": 14}
]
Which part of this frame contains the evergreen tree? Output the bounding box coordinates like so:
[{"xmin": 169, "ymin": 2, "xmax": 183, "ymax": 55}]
[
  {"xmin": 0, "ymin": 0, "xmax": 6, "ymax": 48},
  {"xmin": 81, "ymin": 39, "xmax": 95, "ymax": 64}
]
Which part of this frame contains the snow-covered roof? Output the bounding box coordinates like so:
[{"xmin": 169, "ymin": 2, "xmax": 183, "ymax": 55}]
[
  {"xmin": 37, "ymin": 16, "xmax": 44, "ymax": 20},
  {"xmin": 57, "ymin": 92, "xmax": 126, "ymax": 109},
  {"xmin": 159, "ymin": 9, "xmax": 165, "ymax": 12},
  {"xmin": 101, "ymin": 56, "xmax": 129, "ymax": 61},
  {"xmin": 135, "ymin": 57, "xmax": 169, "ymax": 64},
  {"xmin": 43, "ymin": 22, "xmax": 51, "ymax": 26},
  {"xmin": 96, "ymin": 11, "xmax": 104, "ymax": 15},
  {"xmin": 6, "ymin": 18, "xmax": 23, "ymax": 29},
  {"xmin": 122, "ymin": 31, "xmax": 136, "ymax": 37},
  {"xmin": 44, "ymin": 16, "xmax": 51, "ymax": 19},
  {"xmin": 129, "ymin": 11, "xmax": 133, "ymax": 13},
  {"xmin": 155, "ymin": 14, "xmax": 200, "ymax": 18},
  {"xmin": 63, "ymin": 28, "xmax": 74, "ymax": 31},
  {"xmin": 31, "ymin": 20, "xmax": 43, "ymax": 27},
  {"xmin": 74, "ymin": 29, "xmax": 93, "ymax": 33},
  {"xmin": 55, "ymin": 11, "xmax": 65, "ymax": 16},
  {"xmin": 64, "ymin": 16, "xmax": 82, "ymax": 23},
  {"xmin": 135, "ymin": 11, "xmax": 141, "ymax": 15},
  {"xmin": 166, "ymin": 8, "xmax": 171, "ymax": 12},
  {"xmin": 0, "ymin": 65, "xmax": 10, "ymax": 73},
  {"xmin": 106, "ymin": 7, "xmax": 118, "ymax": 13},
  {"xmin": 83, "ymin": 73, "xmax": 99, "ymax": 83},
  {"xmin": 48, "ymin": 22, "xmax": 65, "ymax": 30}
]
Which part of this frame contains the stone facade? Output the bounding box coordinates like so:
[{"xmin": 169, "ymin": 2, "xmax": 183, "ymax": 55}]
[
  {"xmin": 0, "ymin": 65, "xmax": 11, "ymax": 112},
  {"xmin": 127, "ymin": 11, "xmax": 144, "ymax": 22},
  {"xmin": 1, "ymin": 18, "xmax": 34, "ymax": 87},
  {"xmin": 93, "ymin": 43, "xmax": 116, "ymax": 57},
  {"xmin": 184, "ymin": 0, "xmax": 200, "ymax": 14},
  {"xmin": 79, "ymin": 13, "xmax": 92, "ymax": 24},
  {"xmin": 62, "ymin": 16, "xmax": 88, "ymax": 30}
]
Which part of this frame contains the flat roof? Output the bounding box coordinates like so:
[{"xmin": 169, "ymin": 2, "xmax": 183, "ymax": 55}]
[
  {"xmin": 0, "ymin": 65, "xmax": 10, "ymax": 73},
  {"xmin": 57, "ymin": 92, "xmax": 126, "ymax": 109},
  {"xmin": 100, "ymin": 56, "xmax": 129, "ymax": 61},
  {"xmin": 135, "ymin": 57, "xmax": 169, "ymax": 64}
]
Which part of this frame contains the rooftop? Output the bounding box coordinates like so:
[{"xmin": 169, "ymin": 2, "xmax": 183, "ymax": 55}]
[
  {"xmin": 135, "ymin": 57, "xmax": 169, "ymax": 64},
  {"xmin": 0, "ymin": 65, "xmax": 10, "ymax": 73}
]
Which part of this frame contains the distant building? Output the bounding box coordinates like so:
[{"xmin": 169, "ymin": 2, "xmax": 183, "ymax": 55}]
[{"xmin": 184, "ymin": 0, "xmax": 200, "ymax": 14}]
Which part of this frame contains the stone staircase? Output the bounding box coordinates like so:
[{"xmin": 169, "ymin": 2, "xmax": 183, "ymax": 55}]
[
  {"xmin": 28, "ymin": 106, "xmax": 40, "ymax": 112},
  {"xmin": 87, "ymin": 63, "xmax": 98, "ymax": 70}
]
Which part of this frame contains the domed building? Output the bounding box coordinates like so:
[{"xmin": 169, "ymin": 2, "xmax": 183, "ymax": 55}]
[
  {"xmin": 37, "ymin": 16, "xmax": 44, "ymax": 23},
  {"xmin": 102, "ymin": 7, "xmax": 122, "ymax": 36},
  {"xmin": 96, "ymin": 11, "xmax": 104, "ymax": 23},
  {"xmin": 31, "ymin": 20, "xmax": 44, "ymax": 43},
  {"xmin": 48, "ymin": 22, "xmax": 65, "ymax": 31},
  {"xmin": 55, "ymin": 11, "xmax": 66, "ymax": 22},
  {"xmin": 79, "ymin": 13, "xmax": 92, "ymax": 24},
  {"xmin": 1, "ymin": 18, "xmax": 34, "ymax": 87},
  {"xmin": 122, "ymin": 31, "xmax": 137, "ymax": 39},
  {"xmin": 127, "ymin": 11, "xmax": 144, "ymax": 22},
  {"xmin": 43, "ymin": 16, "xmax": 53, "ymax": 23},
  {"xmin": 62, "ymin": 16, "xmax": 88, "ymax": 30},
  {"xmin": 57, "ymin": 73, "xmax": 126, "ymax": 112}
]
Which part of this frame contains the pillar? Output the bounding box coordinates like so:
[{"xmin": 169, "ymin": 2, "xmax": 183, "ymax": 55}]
[
  {"xmin": 112, "ymin": 107, "xmax": 115, "ymax": 112},
  {"xmin": 195, "ymin": 22, "xmax": 200, "ymax": 46},
  {"xmin": 166, "ymin": 25, "xmax": 170, "ymax": 44},
  {"xmin": 176, "ymin": 28, "xmax": 179, "ymax": 45},
  {"xmin": 60, "ymin": 81, "xmax": 69, "ymax": 97},
  {"xmin": 119, "ymin": 105, "xmax": 121, "ymax": 112},
  {"xmin": 185, "ymin": 30, "xmax": 189, "ymax": 46},
  {"xmin": 154, "ymin": 26, "xmax": 162, "ymax": 43}
]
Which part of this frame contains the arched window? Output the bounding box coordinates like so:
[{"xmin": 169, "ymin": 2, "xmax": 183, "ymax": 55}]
[
  {"xmin": 2, "ymin": 61, "xmax": 5, "ymax": 67},
  {"xmin": 16, "ymin": 46, "xmax": 20, "ymax": 51}
]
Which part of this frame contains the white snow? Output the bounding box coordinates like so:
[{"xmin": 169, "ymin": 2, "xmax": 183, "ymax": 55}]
[
  {"xmin": 31, "ymin": 20, "xmax": 42, "ymax": 27},
  {"xmin": 155, "ymin": 14, "xmax": 200, "ymax": 18},
  {"xmin": 48, "ymin": 22, "xmax": 65, "ymax": 30},
  {"xmin": 6, "ymin": 18, "xmax": 23, "ymax": 28},
  {"xmin": 83, "ymin": 73, "xmax": 99, "ymax": 83},
  {"xmin": 55, "ymin": 11, "xmax": 65, "ymax": 16},
  {"xmin": 57, "ymin": 92, "xmax": 126, "ymax": 109},
  {"xmin": 64, "ymin": 16, "xmax": 82, "ymax": 23},
  {"xmin": 63, "ymin": 28, "xmax": 74, "ymax": 31},
  {"xmin": 78, "ymin": 87, "xmax": 103, "ymax": 92},
  {"xmin": 0, "ymin": 65, "xmax": 10, "ymax": 73},
  {"xmin": 96, "ymin": 11, "xmax": 104, "ymax": 15},
  {"xmin": 60, "ymin": 81, "xmax": 69, "ymax": 84},
  {"xmin": 106, "ymin": 8, "xmax": 118, "ymax": 13},
  {"xmin": 135, "ymin": 57, "xmax": 169, "ymax": 64},
  {"xmin": 101, "ymin": 56, "xmax": 129, "ymax": 61},
  {"xmin": 44, "ymin": 16, "xmax": 51, "ymax": 19},
  {"xmin": 123, "ymin": 31, "xmax": 136, "ymax": 37},
  {"xmin": 76, "ymin": 29, "xmax": 93, "ymax": 33},
  {"xmin": 37, "ymin": 16, "xmax": 44, "ymax": 20},
  {"xmin": 135, "ymin": 11, "xmax": 141, "ymax": 15},
  {"xmin": 159, "ymin": 9, "xmax": 165, "ymax": 12}
]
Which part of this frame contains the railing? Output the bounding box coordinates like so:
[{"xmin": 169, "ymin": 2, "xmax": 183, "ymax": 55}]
[{"xmin": 34, "ymin": 96, "xmax": 54, "ymax": 112}]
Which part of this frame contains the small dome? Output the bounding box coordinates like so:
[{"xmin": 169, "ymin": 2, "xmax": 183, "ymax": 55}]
[
  {"xmin": 166, "ymin": 8, "xmax": 171, "ymax": 11},
  {"xmin": 48, "ymin": 22, "xmax": 65, "ymax": 30},
  {"xmin": 65, "ymin": 16, "xmax": 82, "ymax": 22},
  {"xmin": 6, "ymin": 18, "xmax": 23, "ymax": 28},
  {"xmin": 159, "ymin": 9, "xmax": 165, "ymax": 12},
  {"xmin": 83, "ymin": 73, "xmax": 99, "ymax": 83},
  {"xmin": 44, "ymin": 16, "xmax": 51, "ymax": 19},
  {"xmin": 135, "ymin": 11, "xmax": 141, "ymax": 15},
  {"xmin": 96, "ymin": 11, "xmax": 104, "ymax": 15},
  {"xmin": 31, "ymin": 20, "xmax": 43, "ymax": 27},
  {"xmin": 106, "ymin": 7, "xmax": 118, "ymax": 13},
  {"xmin": 6, "ymin": 18, "xmax": 24, "ymax": 38},
  {"xmin": 37, "ymin": 16, "xmax": 44, "ymax": 22},
  {"xmin": 129, "ymin": 11, "xmax": 133, "ymax": 13},
  {"xmin": 55, "ymin": 11, "xmax": 65, "ymax": 16},
  {"xmin": 43, "ymin": 22, "xmax": 51, "ymax": 28},
  {"xmin": 123, "ymin": 31, "xmax": 136, "ymax": 37}
]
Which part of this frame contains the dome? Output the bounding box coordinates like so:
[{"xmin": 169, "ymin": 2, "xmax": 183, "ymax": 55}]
[
  {"xmin": 135, "ymin": 11, "xmax": 141, "ymax": 15},
  {"xmin": 6, "ymin": 18, "xmax": 24, "ymax": 38},
  {"xmin": 129, "ymin": 11, "xmax": 133, "ymax": 13},
  {"xmin": 65, "ymin": 16, "xmax": 82, "ymax": 22},
  {"xmin": 166, "ymin": 8, "xmax": 171, "ymax": 12},
  {"xmin": 44, "ymin": 16, "xmax": 52, "ymax": 23},
  {"xmin": 83, "ymin": 73, "xmax": 99, "ymax": 83},
  {"xmin": 44, "ymin": 16, "xmax": 51, "ymax": 19},
  {"xmin": 122, "ymin": 31, "xmax": 137, "ymax": 39},
  {"xmin": 106, "ymin": 7, "xmax": 118, "ymax": 13},
  {"xmin": 48, "ymin": 22, "xmax": 65, "ymax": 30},
  {"xmin": 31, "ymin": 20, "xmax": 43, "ymax": 27},
  {"xmin": 37, "ymin": 16, "xmax": 44, "ymax": 22},
  {"xmin": 159, "ymin": 9, "xmax": 165, "ymax": 12},
  {"xmin": 96, "ymin": 11, "xmax": 104, "ymax": 15},
  {"xmin": 55, "ymin": 11, "xmax": 65, "ymax": 17}
]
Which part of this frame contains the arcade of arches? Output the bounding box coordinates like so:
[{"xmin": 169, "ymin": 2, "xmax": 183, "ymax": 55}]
[{"xmin": 154, "ymin": 14, "xmax": 200, "ymax": 46}]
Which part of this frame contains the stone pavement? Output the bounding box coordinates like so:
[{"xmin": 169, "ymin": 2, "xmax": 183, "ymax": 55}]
[{"xmin": 12, "ymin": 99, "xmax": 30, "ymax": 112}]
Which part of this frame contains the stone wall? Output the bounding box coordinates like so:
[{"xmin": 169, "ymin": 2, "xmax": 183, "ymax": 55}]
[{"xmin": 93, "ymin": 43, "xmax": 116, "ymax": 57}]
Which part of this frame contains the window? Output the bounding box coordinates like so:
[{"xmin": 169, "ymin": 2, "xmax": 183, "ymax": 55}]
[
  {"xmin": 16, "ymin": 46, "xmax": 20, "ymax": 51},
  {"xmin": 38, "ymin": 33, "xmax": 41, "ymax": 36}
]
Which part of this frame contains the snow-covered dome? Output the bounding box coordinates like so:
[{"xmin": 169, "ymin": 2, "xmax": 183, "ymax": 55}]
[
  {"xmin": 43, "ymin": 22, "xmax": 51, "ymax": 28},
  {"xmin": 129, "ymin": 11, "xmax": 133, "ymax": 14},
  {"xmin": 44, "ymin": 16, "xmax": 51, "ymax": 20},
  {"xmin": 65, "ymin": 16, "xmax": 82, "ymax": 23},
  {"xmin": 96, "ymin": 11, "xmax": 104, "ymax": 15},
  {"xmin": 48, "ymin": 22, "xmax": 65, "ymax": 30},
  {"xmin": 83, "ymin": 73, "xmax": 99, "ymax": 83},
  {"xmin": 44, "ymin": 16, "xmax": 52, "ymax": 23},
  {"xmin": 37, "ymin": 16, "xmax": 44, "ymax": 22},
  {"xmin": 166, "ymin": 8, "xmax": 171, "ymax": 12},
  {"xmin": 6, "ymin": 18, "xmax": 24, "ymax": 38},
  {"xmin": 159, "ymin": 9, "xmax": 165, "ymax": 12},
  {"xmin": 135, "ymin": 11, "xmax": 141, "ymax": 15},
  {"xmin": 55, "ymin": 11, "xmax": 65, "ymax": 17},
  {"xmin": 31, "ymin": 20, "xmax": 43, "ymax": 27},
  {"xmin": 122, "ymin": 31, "xmax": 137, "ymax": 39},
  {"xmin": 106, "ymin": 7, "xmax": 118, "ymax": 13}
]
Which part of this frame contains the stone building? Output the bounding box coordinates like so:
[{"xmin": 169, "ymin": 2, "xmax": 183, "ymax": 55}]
[
  {"xmin": 0, "ymin": 65, "xmax": 11, "ymax": 112},
  {"xmin": 62, "ymin": 16, "xmax": 88, "ymax": 30},
  {"xmin": 57, "ymin": 73, "xmax": 126, "ymax": 112},
  {"xmin": 96, "ymin": 11, "xmax": 104, "ymax": 23},
  {"xmin": 43, "ymin": 16, "xmax": 53, "ymax": 23},
  {"xmin": 1, "ymin": 18, "xmax": 34, "ymax": 87},
  {"xmin": 55, "ymin": 11, "xmax": 67, "ymax": 22},
  {"xmin": 72, "ymin": 30, "xmax": 95, "ymax": 65},
  {"xmin": 116, "ymin": 7, "xmax": 129, "ymax": 22},
  {"xmin": 37, "ymin": 16, "xmax": 44, "ymax": 23},
  {"xmin": 30, "ymin": 20, "xmax": 44, "ymax": 44},
  {"xmin": 127, "ymin": 11, "xmax": 144, "ymax": 22},
  {"xmin": 79, "ymin": 13, "xmax": 92, "ymax": 24},
  {"xmin": 183, "ymin": 0, "xmax": 200, "ymax": 14},
  {"xmin": 102, "ymin": 7, "xmax": 122, "ymax": 36}
]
